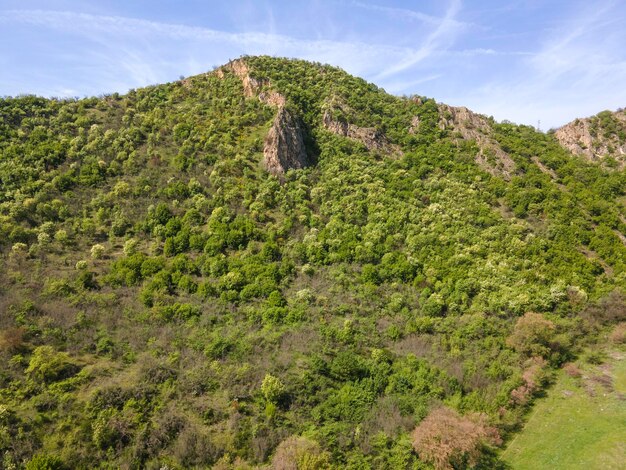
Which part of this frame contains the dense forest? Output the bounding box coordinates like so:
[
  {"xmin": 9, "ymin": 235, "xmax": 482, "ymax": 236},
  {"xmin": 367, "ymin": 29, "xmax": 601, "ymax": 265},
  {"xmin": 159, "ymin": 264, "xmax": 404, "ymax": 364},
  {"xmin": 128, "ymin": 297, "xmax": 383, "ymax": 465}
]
[{"xmin": 0, "ymin": 56, "xmax": 625, "ymax": 469}]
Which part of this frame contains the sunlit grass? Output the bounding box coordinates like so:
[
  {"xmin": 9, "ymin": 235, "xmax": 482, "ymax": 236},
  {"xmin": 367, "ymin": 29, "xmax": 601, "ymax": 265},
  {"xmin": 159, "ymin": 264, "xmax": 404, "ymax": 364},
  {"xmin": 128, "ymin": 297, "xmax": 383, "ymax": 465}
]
[{"xmin": 503, "ymin": 349, "xmax": 626, "ymax": 470}]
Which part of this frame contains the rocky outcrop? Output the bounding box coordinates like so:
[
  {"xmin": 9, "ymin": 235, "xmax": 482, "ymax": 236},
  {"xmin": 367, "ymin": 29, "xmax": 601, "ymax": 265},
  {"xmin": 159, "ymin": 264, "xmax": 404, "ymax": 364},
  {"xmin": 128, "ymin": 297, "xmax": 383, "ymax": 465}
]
[
  {"xmin": 321, "ymin": 98, "xmax": 400, "ymax": 154},
  {"xmin": 218, "ymin": 59, "xmax": 286, "ymax": 108},
  {"xmin": 554, "ymin": 109, "xmax": 626, "ymax": 166},
  {"xmin": 438, "ymin": 105, "xmax": 516, "ymax": 179},
  {"xmin": 408, "ymin": 115, "xmax": 421, "ymax": 134},
  {"xmin": 554, "ymin": 119, "xmax": 594, "ymax": 158},
  {"xmin": 263, "ymin": 107, "xmax": 311, "ymax": 176},
  {"xmin": 322, "ymin": 110, "xmax": 392, "ymax": 152},
  {"xmin": 217, "ymin": 59, "xmax": 308, "ymax": 175},
  {"xmin": 219, "ymin": 59, "xmax": 263, "ymax": 98}
]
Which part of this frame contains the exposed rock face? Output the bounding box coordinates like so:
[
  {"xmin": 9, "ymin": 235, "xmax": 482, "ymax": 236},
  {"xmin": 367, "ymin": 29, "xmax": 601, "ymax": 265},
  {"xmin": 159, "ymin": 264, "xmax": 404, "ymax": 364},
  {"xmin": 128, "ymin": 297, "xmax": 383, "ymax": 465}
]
[
  {"xmin": 438, "ymin": 104, "xmax": 516, "ymax": 179},
  {"xmin": 218, "ymin": 59, "xmax": 308, "ymax": 174},
  {"xmin": 408, "ymin": 115, "xmax": 420, "ymax": 134},
  {"xmin": 259, "ymin": 90, "xmax": 286, "ymax": 108},
  {"xmin": 554, "ymin": 109, "xmax": 626, "ymax": 165},
  {"xmin": 554, "ymin": 119, "xmax": 594, "ymax": 157},
  {"xmin": 219, "ymin": 59, "xmax": 264, "ymax": 98},
  {"xmin": 321, "ymin": 96, "xmax": 400, "ymax": 155},
  {"xmin": 263, "ymin": 108, "xmax": 311, "ymax": 176},
  {"xmin": 322, "ymin": 110, "xmax": 391, "ymax": 152},
  {"xmin": 219, "ymin": 59, "xmax": 286, "ymax": 108}
]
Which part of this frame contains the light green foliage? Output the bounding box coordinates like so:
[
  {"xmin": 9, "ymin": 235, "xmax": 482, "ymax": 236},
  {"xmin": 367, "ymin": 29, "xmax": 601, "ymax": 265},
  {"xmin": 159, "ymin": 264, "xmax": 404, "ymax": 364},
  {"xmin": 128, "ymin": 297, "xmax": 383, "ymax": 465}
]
[
  {"xmin": 90, "ymin": 243, "xmax": 105, "ymax": 259},
  {"xmin": 26, "ymin": 346, "xmax": 77, "ymax": 383},
  {"xmin": 261, "ymin": 373, "xmax": 286, "ymax": 404},
  {"xmin": 0, "ymin": 56, "xmax": 625, "ymax": 468},
  {"xmin": 123, "ymin": 238, "xmax": 138, "ymax": 256},
  {"xmin": 75, "ymin": 260, "xmax": 88, "ymax": 270},
  {"xmin": 25, "ymin": 454, "xmax": 66, "ymax": 470}
]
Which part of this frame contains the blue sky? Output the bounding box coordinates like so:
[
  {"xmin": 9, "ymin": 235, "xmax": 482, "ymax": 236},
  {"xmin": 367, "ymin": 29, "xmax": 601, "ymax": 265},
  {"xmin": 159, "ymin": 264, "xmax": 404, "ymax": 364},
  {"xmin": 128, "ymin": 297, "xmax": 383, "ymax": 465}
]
[{"xmin": 1, "ymin": 1, "xmax": 625, "ymax": 129}]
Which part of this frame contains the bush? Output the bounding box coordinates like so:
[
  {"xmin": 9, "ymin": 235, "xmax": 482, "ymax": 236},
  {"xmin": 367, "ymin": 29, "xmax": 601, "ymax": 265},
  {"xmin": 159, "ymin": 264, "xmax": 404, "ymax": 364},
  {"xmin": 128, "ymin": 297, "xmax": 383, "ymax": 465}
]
[
  {"xmin": 123, "ymin": 238, "xmax": 138, "ymax": 256},
  {"xmin": 54, "ymin": 230, "xmax": 69, "ymax": 244},
  {"xmin": 75, "ymin": 260, "xmax": 88, "ymax": 270},
  {"xmin": 11, "ymin": 242, "xmax": 28, "ymax": 254},
  {"xmin": 0, "ymin": 327, "xmax": 26, "ymax": 353},
  {"xmin": 261, "ymin": 374, "xmax": 286, "ymax": 404},
  {"xmin": 411, "ymin": 406, "xmax": 501, "ymax": 470},
  {"xmin": 509, "ymin": 357, "xmax": 549, "ymax": 405},
  {"xmin": 157, "ymin": 303, "xmax": 201, "ymax": 322},
  {"xmin": 609, "ymin": 322, "xmax": 626, "ymax": 344},
  {"xmin": 77, "ymin": 270, "xmax": 99, "ymax": 289},
  {"xmin": 26, "ymin": 346, "xmax": 78, "ymax": 383},
  {"xmin": 90, "ymin": 244, "xmax": 105, "ymax": 259},
  {"xmin": 507, "ymin": 312, "xmax": 556, "ymax": 358},
  {"xmin": 271, "ymin": 436, "xmax": 331, "ymax": 470},
  {"xmin": 92, "ymin": 409, "xmax": 133, "ymax": 451}
]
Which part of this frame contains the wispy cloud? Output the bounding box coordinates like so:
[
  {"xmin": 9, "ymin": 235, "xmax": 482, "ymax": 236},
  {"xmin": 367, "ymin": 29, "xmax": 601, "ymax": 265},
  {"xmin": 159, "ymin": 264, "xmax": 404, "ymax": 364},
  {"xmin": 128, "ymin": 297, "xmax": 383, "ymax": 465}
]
[
  {"xmin": 351, "ymin": 1, "xmax": 470, "ymax": 29},
  {"xmin": 0, "ymin": 5, "xmax": 475, "ymax": 86},
  {"xmin": 527, "ymin": 1, "xmax": 620, "ymax": 84},
  {"xmin": 1, "ymin": 1, "xmax": 623, "ymax": 127},
  {"xmin": 373, "ymin": 0, "xmax": 465, "ymax": 80},
  {"xmin": 0, "ymin": 9, "xmax": 415, "ymax": 79},
  {"xmin": 449, "ymin": 1, "xmax": 626, "ymax": 128},
  {"xmin": 382, "ymin": 74, "xmax": 442, "ymax": 94}
]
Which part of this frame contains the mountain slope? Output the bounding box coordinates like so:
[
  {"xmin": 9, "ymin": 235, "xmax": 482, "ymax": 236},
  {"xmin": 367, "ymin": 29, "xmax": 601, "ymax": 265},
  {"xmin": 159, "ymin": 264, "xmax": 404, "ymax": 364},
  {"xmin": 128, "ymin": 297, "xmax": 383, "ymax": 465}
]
[{"xmin": 1, "ymin": 56, "xmax": 625, "ymax": 469}]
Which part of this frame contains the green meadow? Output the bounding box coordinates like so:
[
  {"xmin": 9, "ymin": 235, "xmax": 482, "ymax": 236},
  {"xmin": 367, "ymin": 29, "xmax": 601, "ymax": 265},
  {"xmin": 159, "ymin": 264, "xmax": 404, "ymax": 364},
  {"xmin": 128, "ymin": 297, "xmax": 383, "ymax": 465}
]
[{"xmin": 503, "ymin": 349, "xmax": 626, "ymax": 470}]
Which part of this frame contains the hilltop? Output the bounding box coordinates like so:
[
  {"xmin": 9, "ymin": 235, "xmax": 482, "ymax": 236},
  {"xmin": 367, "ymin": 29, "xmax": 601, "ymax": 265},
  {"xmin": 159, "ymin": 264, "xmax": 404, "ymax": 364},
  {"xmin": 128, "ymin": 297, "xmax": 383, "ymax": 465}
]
[
  {"xmin": 0, "ymin": 56, "xmax": 625, "ymax": 469},
  {"xmin": 554, "ymin": 108, "xmax": 626, "ymax": 167}
]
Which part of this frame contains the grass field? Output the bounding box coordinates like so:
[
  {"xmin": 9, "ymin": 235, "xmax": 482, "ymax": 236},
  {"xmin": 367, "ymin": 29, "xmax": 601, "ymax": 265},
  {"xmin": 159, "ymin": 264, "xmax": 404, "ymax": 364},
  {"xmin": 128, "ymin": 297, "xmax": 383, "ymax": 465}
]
[{"xmin": 502, "ymin": 349, "xmax": 626, "ymax": 470}]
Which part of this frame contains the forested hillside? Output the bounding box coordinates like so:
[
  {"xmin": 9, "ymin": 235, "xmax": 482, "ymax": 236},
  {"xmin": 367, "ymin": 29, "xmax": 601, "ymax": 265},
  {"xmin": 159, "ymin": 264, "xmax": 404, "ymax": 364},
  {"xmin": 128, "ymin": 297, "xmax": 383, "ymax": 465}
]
[{"xmin": 1, "ymin": 56, "xmax": 625, "ymax": 469}]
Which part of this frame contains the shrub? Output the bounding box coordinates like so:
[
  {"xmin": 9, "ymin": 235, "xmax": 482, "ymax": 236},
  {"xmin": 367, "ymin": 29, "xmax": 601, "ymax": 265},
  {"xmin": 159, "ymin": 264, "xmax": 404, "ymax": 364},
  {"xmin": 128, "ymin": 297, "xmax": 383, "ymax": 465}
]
[
  {"xmin": 90, "ymin": 244, "xmax": 105, "ymax": 259},
  {"xmin": 507, "ymin": 312, "xmax": 556, "ymax": 358},
  {"xmin": 509, "ymin": 357, "xmax": 549, "ymax": 405},
  {"xmin": 261, "ymin": 374, "xmax": 286, "ymax": 404},
  {"xmin": 11, "ymin": 242, "xmax": 28, "ymax": 254},
  {"xmin": 77, "ymin": 270, "xmax": 98, "ymax": 290},
  {"xmin": 584, "ymin": 350, "xmax": 605, "ymax": 365},
  {"xmin": 75, "ymin": 260, "xmax": 88, "ymax": 270},
  {"xmin": 26, "ymin": 346, "xmax": 78, "ymax": 383},
  {"xmin": 411, "ymin": 406, "xmax": 501, "ymax": 470},
  {"xmin": 0, "ymin": 327, "xmax": 26, "ymax": 353},
  {"xmin": 123, "ymin": 238, "xmax": 138, "ymax": 256},
  {"xmin": 54, "ymin": 229, "xmax": 69, "ymax": 244},
  {"xmin": 267, "ymin": 290, "xmax": 287, "ymax": 307},
  {"xmin": 271, "ymin": 436, "xmax": 331, "ymax": 470},
  {"xmin": 37, "ymin": 232, "xmax": 51, "ymax": 245},
  {"xmin": 609, "ymin": 322, "xmax": 626, "ymax": 344},
  {"xmin": 92, "ymin": 409, "xmax": 133, "ymax": 451},
  {"xmin": 157, "ymin": 303, "xmax": 201, "ymax": 322}
]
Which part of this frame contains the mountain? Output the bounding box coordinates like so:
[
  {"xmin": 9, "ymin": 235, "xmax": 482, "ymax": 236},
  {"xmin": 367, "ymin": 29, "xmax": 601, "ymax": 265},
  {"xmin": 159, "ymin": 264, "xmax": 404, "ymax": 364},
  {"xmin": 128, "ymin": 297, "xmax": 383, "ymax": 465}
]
[{"xmin": 1, "ymin": 56, "xmax": 625, "ymax": 469}]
